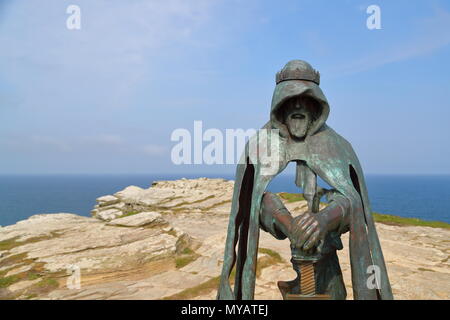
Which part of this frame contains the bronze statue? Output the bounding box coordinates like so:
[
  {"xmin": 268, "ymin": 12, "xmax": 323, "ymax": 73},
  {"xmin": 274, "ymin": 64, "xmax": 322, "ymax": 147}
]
[{"xmin": 217, "ymin": 60, "xmax": 393, "ymax": 300}]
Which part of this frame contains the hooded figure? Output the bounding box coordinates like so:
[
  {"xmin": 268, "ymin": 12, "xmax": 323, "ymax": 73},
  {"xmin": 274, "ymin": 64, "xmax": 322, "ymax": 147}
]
[{"xmin": 217, "ymin": 60, "xmax": 393, "ymax": 300}]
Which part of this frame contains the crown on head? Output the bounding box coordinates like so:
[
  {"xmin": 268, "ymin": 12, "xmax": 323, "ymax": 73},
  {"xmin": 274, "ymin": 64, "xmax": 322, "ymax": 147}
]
[{"xmin": 275, "ymin": 60, "xmax": 320, "ymax": 85}]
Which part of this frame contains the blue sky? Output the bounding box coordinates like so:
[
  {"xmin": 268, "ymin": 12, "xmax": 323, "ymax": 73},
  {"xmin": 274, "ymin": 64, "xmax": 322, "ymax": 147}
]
[{"xmin": 0, "ymin": 0, "xmax": 449, "ymax": 175}]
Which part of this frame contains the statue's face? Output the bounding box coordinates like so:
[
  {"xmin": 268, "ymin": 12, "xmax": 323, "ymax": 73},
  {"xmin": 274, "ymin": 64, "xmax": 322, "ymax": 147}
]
[{"xmin": 284, "ymin": 97, "xmax": 312, "ymax": 140}]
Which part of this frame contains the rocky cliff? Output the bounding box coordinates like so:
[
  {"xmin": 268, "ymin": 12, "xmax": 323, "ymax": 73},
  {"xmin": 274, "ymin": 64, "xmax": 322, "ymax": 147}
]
[{"xmin": 0, "ymin": 178, "xmax": 448, "ymax": 300}]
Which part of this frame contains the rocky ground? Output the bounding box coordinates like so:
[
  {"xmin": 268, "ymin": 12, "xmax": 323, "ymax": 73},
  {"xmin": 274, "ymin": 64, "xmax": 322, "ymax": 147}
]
[{"xmin": 0, "ymin": 178, "xmax": 448, "ymax": 300}]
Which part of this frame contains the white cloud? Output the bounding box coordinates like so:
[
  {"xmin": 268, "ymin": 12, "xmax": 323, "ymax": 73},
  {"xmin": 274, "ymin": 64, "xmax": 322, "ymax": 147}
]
[
  {"xmin": 84, "ymin": 134, "xmax": 124, "ymax": 146},
  {"xmin": 0, "ymin": 133, "xmax": 169, "ymax": 158},
  {"xmin": 0, "ymin": 135, "xmax": 72, "ymax": 153},
  {"xmin": 0, "ymin": 0, "xmax": 219, "ymax": 109}
]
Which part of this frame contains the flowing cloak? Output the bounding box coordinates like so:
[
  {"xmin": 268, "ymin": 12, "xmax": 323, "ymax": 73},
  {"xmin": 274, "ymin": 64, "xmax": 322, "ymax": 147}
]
[{"xmin": 217, "ymin": 78, "xmax": 393, "ymax": 300}]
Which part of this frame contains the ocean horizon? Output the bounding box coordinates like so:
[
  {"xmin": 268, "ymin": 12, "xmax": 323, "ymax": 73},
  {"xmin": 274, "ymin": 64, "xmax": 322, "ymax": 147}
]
[{"xmin": 0, "ymin": 173, "xmax": 449, "ymax": 227}]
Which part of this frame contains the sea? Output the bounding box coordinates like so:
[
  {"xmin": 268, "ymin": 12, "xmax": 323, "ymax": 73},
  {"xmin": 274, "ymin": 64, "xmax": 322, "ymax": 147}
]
[{"xmin": 0, "ymin": 174, "xmax": 449, "ymax": 227}]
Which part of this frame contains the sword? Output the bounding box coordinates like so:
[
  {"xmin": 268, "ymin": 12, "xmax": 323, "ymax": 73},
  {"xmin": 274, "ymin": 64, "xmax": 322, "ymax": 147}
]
[{"xmin": 277, "ymin": 190, "xmax": 330, "ymax": 300}]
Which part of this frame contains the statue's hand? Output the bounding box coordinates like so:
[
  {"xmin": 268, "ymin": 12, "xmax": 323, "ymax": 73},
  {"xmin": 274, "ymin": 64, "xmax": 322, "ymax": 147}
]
[{"xmin": 290, "ymin": 212, "xmax": 327, "ymax": 252}]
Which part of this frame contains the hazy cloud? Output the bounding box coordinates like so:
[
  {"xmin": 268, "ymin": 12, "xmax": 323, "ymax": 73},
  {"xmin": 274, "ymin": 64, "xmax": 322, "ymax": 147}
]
[
  {"xmin": 141, "ymin": 144, "xmax": 167, "ymax": 156},
  {"xmin": 332, "ymin": 7, "xmax": 450, "ymax": 76}
]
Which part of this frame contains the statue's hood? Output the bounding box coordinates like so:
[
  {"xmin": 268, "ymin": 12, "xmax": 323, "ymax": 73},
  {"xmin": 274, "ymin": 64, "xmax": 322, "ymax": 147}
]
[{"xmin": 270, "ymin": 60, "xmax": 330, "ymax": 137}]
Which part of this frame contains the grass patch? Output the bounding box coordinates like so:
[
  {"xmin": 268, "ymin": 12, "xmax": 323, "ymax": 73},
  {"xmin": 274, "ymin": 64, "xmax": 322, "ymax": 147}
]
[
  {"xmin": 0, "ymin": 233, "xmax": 60, "ymax": 252},
  {"xmin": 164, "ymin": 251, "xmax": 280, "ymax": 300},
  {"xmin": 0, "ymin": 262, "xmax": 45, "ymax": 292},
  {"xmin": 120, "ymin": 211, "xmax": 140, "ymax": 218},
  {"xmin": 256, "ymin": 248, "xmax": 284, "ymax": 278},
  {"xmin": 373, "ymin": 213, "xmax": 450, "ymax": 229},
  {"xmin": 181, "ymin": 248, "xmax": 194, "ymax": 255},
  {"xmin": 21, "ymin": 277, "xmax": 60, "ymax": 298},
  {"xmin": 175, "ymin": 256, "xmax": 197, "ymax": 269},
  {"xmin": 0, "ymin": 275, "xmax": 20, "ymax": 288},
  {"xmin": 164, "ymin": 267, "xmax": 236, "ymax": 300},
  {"xmin": 0, "ymin": 252, "xmax": 30, "ymax": 268},
  {"xmin": 201, "ymin": 199, "xmax": 232, "ymax": 212},
  {"xmin": 418, "ymin": 267, "xmax": 435, "ymax": 272},
  {"xmin": 163, "ymin": 276, "xmax": 221, "ymax": 300},
  {"xmin": 27, "ymin": 272, "xmax": 42, "ymax": 281},
  {"xmin": 0, "ymin": 237, "xmax": 21, "ymax": 251},
  {"xmin": 166, "ymin": 229, "xmax": 177, "ymax": 237},
  {"xmin": 36, "ymin": 278, "xmax": 58, "ymax": 288},
  {"xmin": 175, "ymin": 247, "xmax": 199, "ymax": 269},
  {"xmin": 0, "ymin": 260, "xmax": 60, "ymax": 299},
  {"xmin": 0, "ymin": 269, "xmax": 9, "ymax": 278},
  {"xmin": 278, "ymin": 192, "xmax": 305, "ymax": 203},
  {"xmin": 259, "ymin": 248, "xmax": 283, "ymax": 263}
]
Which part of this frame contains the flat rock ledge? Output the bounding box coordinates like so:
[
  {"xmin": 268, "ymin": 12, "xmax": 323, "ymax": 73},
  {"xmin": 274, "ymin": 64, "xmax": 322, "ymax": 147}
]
[
  {"xmin": 91, "ymin": 178, "xmax": 234, "ymax": 221},
  {"xmin": 0, "ymin": 178, "xmax": 449, "ymax": 300}
]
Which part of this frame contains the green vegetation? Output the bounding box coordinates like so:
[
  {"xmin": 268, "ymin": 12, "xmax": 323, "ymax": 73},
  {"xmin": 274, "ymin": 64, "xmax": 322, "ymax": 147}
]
[
  {"xmin": 165, "ymin": 265, "xmax": 237, "ymax": 300},
  {"xmin": 175, "ymin": 247, "xmax": 199, "ymax": 269},
  {"xmin": 181, "ymin": 248, "xmax": 194, "ymax": 255},
  {"xmin": 372, "ymin": 213, "xmax": 450, "ymax": 229},
  {"xmin": 0, "ymin": 237, "xmax": 21, "ymax": 251},
  {"xmin": 0, "ymin": 252, "xmax": 30, "ymax": 268},
  {"xmin": 0, "ymin": 269, "xmax": 8, "ymax": 278},
  {"xmin": 120, "ymin": 211, "xmax": 140, "ymax": 218},
  {"xmin": 0, "ymin": 233, "xmax": 60, "ymax": 252},
  {"xmin": 163, "ymin": 276, "xmax": 221, "ymax": 300},
  {"xmin": 175, "ymin": 256, "xmax": 197, "ymax": 269},
  {"xmin": 258, "ymin": 248, "xmax": 283, "ymax": 263},
  {"xmin": 26, "ymin": 272, "xmax": 42, "ymax": 281},
  {"xmin": 0, "ymin": 262, "xmax": 45, "ymax": 291},
  {"xmin": 256, "ymin": 247, "xmax": 284, "ymax": 277},
  {"xmin": 19, "ymin": 277, "xmax": 60, "ymax": 298},
  {"xmin": 165, "ymin": 249, "xmax": 284, "ymax": 300},
  {"xmin": 36, "ymin": 278, "xmax": 59, "ymax": 289},
  {"xmin": 417, "ymin": 267, "xmax": 435, "ymax": 272},
  {"xmin": 278, "ymin": 192, "xmax": 305, "ymax": 203},
  {"xmin": 0, "ymin": 275, "xmax": 20, "ymax": 288},
  {"xmin": 166, "ymin": 229, "xmax": 178, "ymax": 237}
]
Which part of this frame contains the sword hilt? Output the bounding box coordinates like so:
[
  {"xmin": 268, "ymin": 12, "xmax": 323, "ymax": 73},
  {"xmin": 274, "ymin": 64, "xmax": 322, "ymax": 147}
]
[{"xmin": 298, "ymin": 260, "xmax": 316, "ymax": 296}]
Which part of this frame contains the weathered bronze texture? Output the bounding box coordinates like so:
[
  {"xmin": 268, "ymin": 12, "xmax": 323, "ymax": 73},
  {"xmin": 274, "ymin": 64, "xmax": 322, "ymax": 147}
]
[{"xmin": 217, "ymin": 60, "xmax": 393, "ymax": 300}]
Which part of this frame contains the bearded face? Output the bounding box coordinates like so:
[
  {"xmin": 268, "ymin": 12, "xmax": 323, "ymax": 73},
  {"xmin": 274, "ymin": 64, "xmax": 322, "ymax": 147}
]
[{"xmin": 284, "ymin": 97, "xmax": 313, "ymax": 140}]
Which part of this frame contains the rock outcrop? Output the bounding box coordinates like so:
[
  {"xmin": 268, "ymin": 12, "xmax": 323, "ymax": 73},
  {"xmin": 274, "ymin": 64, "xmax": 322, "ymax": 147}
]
[
  {"xmin": 91, "ymin": 178, "xmax": 234, "ymax": 221},
  {"xmin": 0, "ymin": 178, "xmax": 449, "ymax": 300}
]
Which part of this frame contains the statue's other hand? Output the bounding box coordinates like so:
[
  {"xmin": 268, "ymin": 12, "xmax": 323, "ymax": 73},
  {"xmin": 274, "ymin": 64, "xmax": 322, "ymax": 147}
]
[{"xmin": 290, "ymin": 212, "xmax": 327, "ymax": 252}]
